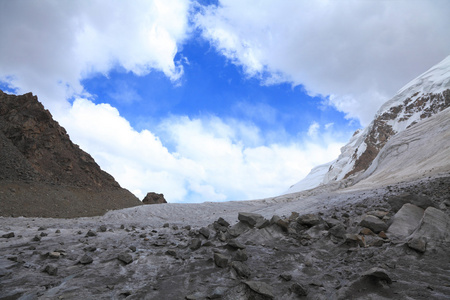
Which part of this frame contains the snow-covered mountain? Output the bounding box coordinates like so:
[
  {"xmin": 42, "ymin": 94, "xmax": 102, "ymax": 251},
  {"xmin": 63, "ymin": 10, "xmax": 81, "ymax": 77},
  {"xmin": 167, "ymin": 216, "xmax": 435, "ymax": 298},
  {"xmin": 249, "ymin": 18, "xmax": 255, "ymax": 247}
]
[{"xmin": 286, "ymin": 55, "xmax": 450, "ymax": 194}]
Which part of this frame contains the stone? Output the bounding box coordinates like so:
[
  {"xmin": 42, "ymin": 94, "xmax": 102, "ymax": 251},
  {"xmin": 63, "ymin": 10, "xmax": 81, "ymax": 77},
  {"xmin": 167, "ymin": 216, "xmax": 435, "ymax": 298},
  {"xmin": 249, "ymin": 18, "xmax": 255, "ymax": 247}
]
[
  {"xmin": 190, "ymin": 238, "xmax": 202, "ymax": 251},
  {"xmin": 217, "ymin": 217, "xmax": 230, "ymax": 227},
  {"xmin": 409, "ymin": 207, "xmax": 450, "ymax": 249},
  {"xmin": 99, "ymin": 225, "xmax": 107, "ymax": 232},
  {"xmin": 231, "ymin": 261, "xmax": 251, "ymax": 278},
  {"xmin": 366, "ymin": 210, "xmax": 389, "ymax": 218},
  {"xmin": 387, "ymin": 193, "xmax": 434, "ymax": 212},
  {"xmin": 233, "ymin": 249, "xmax": 248, "ymax": 262},
  {"xmin": 79, "ymin": 254, "xmax": 93, "ymax": 264},
  {"xmin": 48, "ymin": 251, "xmax": 60, "ymax": 259},
  {"xmin": 43, "ymin": 264, "xmax": 58, "ymax": 276},
  {"xmin": 279, "ymin": 273, "xmax": 292, "ymax": 281},
  {"xmin": 210, "ymin": 287, "xmax": 227, "ymax": 299},
  {"xmin": 290, "ymin": 283, "xmax": 308, "ymax": 296},
  {"xmin": 166, "ymin": 249, "xmax": 178, "ymax": 258},
  {"xmin": 362, "ymin": 267, "xmax": 392, "ymax": 284},
  {"xmin": 227, "ymin": 239, "xmax": 246, "ymax": 249},
  {"xmin": 2, "ymin": 232, "xmax": 15, "ymax": 238},
  {"xmin": 218, "ymin": 232, "xmax": 227, "ymax": 242},
  {"xmin": 214, "ymin": 253, "xmax": 229, "ymax": 268},
  {"xmin": 86, "ymin": 229, "xmax": 97, "ymax": 237},
  {"xmin": 32, "ymin": 235, "xmax": 41, "ymax": 242},
  {"xmin": 408, "ymin": 237, "xmax": 427, "ymax": 253},
  {"xmin": 359, "ymin": 215, "xmax": 388, "ymax": 233},
  {"xmin": 387, "ymin": 203, "xmax": 424, "ymax": 238},
  {"xmin": 238, "ymin": 212, "xmax": 265, "ymax": 227},
  {"xmin": 275, "ymin": 219, "xmax": 290, "ymax": 232},
  {"xmin": 360, "ymin": 227, "xmax": 375, "ymax": 235},
  {"xmin": 228, "ymin": 222, "xmax": 251, "ymax": 237},
  {"xmin": 243, "ymin": 281, "xmax": 274, "ymax": 299},
  {"xmin": 297, "ymin": 213, "xmax": 321, "ymax": 227},
  {"xmin": 118, "ymin": 253, "xmax": 133, "ymax": 264},
  {"xmin": 344, "ymin": 234, "xmax": 366, "ymax": 247},
  {"xmin": 142, "ymin": 192, "xmax": 167, "ymax": 204},
  {"xmin": 329, "ymin": 223, "xmax": 347, "ymax": 238},
  {"xmin": 199, "ymin": 227, "xmax": 210, "ymax": 239}
]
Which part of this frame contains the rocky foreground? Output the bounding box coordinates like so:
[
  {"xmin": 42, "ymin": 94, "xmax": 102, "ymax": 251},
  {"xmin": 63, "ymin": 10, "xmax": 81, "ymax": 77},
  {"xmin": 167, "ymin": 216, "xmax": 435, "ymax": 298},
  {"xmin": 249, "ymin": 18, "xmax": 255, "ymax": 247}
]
[{"xmin": 1, "ymin": 176, "xmax": 449, "ymax": 299}]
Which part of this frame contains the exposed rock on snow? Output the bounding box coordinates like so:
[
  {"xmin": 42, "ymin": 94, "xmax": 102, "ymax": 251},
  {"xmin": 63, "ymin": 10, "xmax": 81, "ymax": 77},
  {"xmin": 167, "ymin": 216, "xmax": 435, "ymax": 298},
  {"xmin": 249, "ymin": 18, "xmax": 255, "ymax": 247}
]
[{"xmin": 286, "ymin": 55, "xmax": 450, "ymax": 194}]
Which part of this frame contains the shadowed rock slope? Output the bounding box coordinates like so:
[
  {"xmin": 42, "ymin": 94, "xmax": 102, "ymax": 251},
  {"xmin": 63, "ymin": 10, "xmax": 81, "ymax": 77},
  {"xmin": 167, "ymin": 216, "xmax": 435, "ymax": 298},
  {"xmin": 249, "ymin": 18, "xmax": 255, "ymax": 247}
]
[{"xmin": 0, "ymin": 90, "xmax": 142, "ymax": 218}]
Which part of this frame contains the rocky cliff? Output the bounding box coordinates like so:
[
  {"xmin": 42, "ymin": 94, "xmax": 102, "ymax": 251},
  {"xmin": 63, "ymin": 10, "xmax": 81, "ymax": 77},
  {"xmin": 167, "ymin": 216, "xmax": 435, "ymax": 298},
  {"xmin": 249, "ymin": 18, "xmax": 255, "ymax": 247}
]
[
  {"xmin": 287, "ymin": 55, "xmax": 450, "ymax": 194},
  {"xmin": 0, "ymin": 90, "xmax": 142, "ymax": 217}
]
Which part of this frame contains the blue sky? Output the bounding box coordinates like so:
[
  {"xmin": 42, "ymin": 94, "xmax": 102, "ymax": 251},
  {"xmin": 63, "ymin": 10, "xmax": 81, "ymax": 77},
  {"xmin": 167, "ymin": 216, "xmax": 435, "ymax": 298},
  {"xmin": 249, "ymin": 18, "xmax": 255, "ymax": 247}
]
[{"xmin": 0, "ymin": 0, "xmax": 449, "ymax": 202}]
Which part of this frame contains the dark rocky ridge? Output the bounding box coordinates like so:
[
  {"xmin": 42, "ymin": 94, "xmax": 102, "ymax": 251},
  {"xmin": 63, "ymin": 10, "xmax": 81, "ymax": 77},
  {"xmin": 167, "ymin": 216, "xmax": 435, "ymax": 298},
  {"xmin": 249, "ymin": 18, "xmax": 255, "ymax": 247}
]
[{"xmin": 0, "ymin": 90, "xmax": 142, "ymax": 217}]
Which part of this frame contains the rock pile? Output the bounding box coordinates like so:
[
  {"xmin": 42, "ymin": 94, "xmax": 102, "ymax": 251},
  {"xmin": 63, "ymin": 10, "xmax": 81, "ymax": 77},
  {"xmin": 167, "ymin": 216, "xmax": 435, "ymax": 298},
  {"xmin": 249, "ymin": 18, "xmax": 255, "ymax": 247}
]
[{"xmin": 1, "ymin": 178, "xmax": 449, "ymax": 299}]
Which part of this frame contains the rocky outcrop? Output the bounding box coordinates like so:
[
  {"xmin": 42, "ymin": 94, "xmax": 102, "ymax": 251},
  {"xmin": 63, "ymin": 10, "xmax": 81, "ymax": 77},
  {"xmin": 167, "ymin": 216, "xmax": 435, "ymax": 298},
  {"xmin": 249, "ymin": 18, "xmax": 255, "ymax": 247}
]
[
  {"xmin": 0, "ymin": 90, "xmax": 142, "ymax": 217},
  {"xmin": 142, "ymin": 192, "xmax": 167, "ymax": 204}
]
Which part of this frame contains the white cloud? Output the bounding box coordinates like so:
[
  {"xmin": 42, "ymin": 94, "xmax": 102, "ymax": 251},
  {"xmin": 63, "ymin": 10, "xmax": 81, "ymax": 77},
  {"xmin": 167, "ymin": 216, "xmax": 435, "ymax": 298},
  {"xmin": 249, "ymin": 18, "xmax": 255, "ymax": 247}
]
[
  {"xmin": 0, "ymin": 0, "xmax": 191, "ymax": 113},
  {"xmin": 307, "ymin": 122, "xmax": 320, "ymax": 137},
  {"xmin": 195, "ymin": 0, "xmax": 450, "ymax": 125},
  {"xmin": 58, "ymin": 99, "xmax": 346, "ymax": 202}
]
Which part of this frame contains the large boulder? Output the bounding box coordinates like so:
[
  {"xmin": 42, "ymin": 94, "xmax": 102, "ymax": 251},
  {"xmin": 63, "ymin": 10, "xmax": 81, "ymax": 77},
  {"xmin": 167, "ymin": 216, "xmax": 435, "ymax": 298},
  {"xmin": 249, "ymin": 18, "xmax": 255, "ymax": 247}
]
[
  {"xmin": 142, "ymin": 192, "xmax": 167, "ymax": 205},
  {"xmin": 409, "ymin": 207, "xmax": 450, "ymax": 250},
  {"xmin": 387, "ymin": 203, "xmax": 424, "ymax": 239},
  {"xmin": 359, "ymin": 215, "xmax": 388, "ymax": 233},
  {"xmin": 238, "ymin": 212, "xmax": 266, "ymax": 228},
  {"xmin": 387, "ymin": 193, "xmax": 434, "ymax": 212}
]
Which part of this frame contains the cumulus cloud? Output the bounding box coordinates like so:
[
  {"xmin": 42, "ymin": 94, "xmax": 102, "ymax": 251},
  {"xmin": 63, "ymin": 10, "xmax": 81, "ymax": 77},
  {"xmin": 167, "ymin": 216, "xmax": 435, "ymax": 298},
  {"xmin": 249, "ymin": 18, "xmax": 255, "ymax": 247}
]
[
  {"xmin": 0, "ymin": 0, "xmax": 190, "ymax": 113},
  {"xmin": 58, "ymin": 98, "xmax": 345, "ymax": 202},
  {"xmin": 195, "ymin": 0, "xmax": 450, "ymax": 124}
]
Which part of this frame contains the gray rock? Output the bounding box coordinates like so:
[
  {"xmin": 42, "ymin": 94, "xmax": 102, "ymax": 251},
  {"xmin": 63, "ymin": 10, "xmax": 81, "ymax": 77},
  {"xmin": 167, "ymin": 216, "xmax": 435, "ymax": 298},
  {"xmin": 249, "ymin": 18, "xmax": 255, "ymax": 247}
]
[
  {"xmin": 297, "ymin": 213, "xmax": 321, "ymax": 226},
  {"xmin": 79, "ymin": 254, "xmax": 93, "ymax": 264},
  {"xmin": 279, "ymin": 273, "xmax": 292, "ymax": 281},
  {"xmin": 233, "ymin": 249, "xmax": 248, "ymax": 262},
  {"xmin": 238, "ymin": 212, "xmax": 265, "ymax": 227},
  {"xmin": 227, "ymin": 239, "xmax": 246, "ymax": 249},
  {"xmin": 1, "ymin": 232, "xmax": 14, "ymax": 238},
  {"xmin": 217, "ymin": 217, "xmax": 230, "ymax": 227},
  {"xmin": 210, "ymin": 287, "xmax": 227, "ymax": 299},
  {"xmin": 218, "ymin": 232, "xmax": 227, "ymax": 242},
  {"xmin": 86, "ymin": 229, "xmax": 97, "ymax": 237},
  {"xmin": 408, "ymin": 236, "xmax": 427, "ymax": 253},
  {"xmin": 409, "ymin": 207, "xmax": 450, "ymax": 249},
  {"xmin": 290, "ymin": 283, "xmax": 308, "ymax": 296},
  {"xmin": 388, "ymin": 203, "xmax": 424, "ymax": 238},
  {"xmin": 190, "ymin": 238, "xmax": 202, "ymax": 251},
  {"xmin": 344, "ymin": 234, "xmax": 366, "ymax": 247},
  {"xmin": 243, "ymin": 281, "xmax": 274, "ymax": 299},
  {"xmin": 228, "ymin": 222, "xmax": 251, "ymax": 237},
  {"xmin": 231, "ymin": 261, "xmax": 251, "ymax": 278},
  {"xmin": 43, "ymin": 264, "xmax": 58, "ymax": 276},
  {"xmin": 214, "ymin": 253, "xmax": 229, "ymax": 268},
  {"xmin": 166, "ymin": 249, "xmax": 178, "ymax": 258},
  {"xmin": 362, "ymin": 267, "xmax": 392, "ymax": 284},
  {"xmin": 359, "ymin": 215, "xmax": 388, "ymax": 233},
  {"xmin": 199, "ymin": 227, "xmax": 210, "ymax": 239},
  {"xmin": 387, "ymin": 193, "xmax": 434, "ymax": 212},
  {"xmin": 99, "ymin": 225, "xmax": 107, "ymax": 232},
  {"xmin": 118, "ymin": 253, "xmax": 133, "ymax": 264},
  {"xmin": 366, "ymin": 210, "xmax": 389, "ymax": 218},
  {"xmin": 328, "ymin": 223, "xmax": 347, "ymax": 239}
]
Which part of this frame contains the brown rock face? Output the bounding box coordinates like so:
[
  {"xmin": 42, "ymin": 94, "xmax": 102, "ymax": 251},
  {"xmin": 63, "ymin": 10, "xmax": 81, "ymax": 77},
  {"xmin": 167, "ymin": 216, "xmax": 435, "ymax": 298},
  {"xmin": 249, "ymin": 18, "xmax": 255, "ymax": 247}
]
[
  {"xmin": 142, "ymin": 192, "xmax": 167, "ymax": 204},
  {"xmin": 0, "ymin": 90, "xmax": 142, "ymax": 217},
  {"xmin": 346, "ymin": 89, "xmax": 450, "ymax": 178}
]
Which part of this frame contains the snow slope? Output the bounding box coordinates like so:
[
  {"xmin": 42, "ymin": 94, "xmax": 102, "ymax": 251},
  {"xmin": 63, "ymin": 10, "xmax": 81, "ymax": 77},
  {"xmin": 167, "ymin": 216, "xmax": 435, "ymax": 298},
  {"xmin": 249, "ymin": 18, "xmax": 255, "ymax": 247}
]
[{"xmin": 285, "ymin": 55, "xmax": 450, "ymax": 194}]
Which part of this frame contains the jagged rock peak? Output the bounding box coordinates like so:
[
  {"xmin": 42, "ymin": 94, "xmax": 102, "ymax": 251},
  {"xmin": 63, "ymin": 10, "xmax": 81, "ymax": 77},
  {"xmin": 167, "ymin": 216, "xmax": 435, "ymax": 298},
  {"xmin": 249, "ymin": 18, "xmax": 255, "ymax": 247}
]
[
  {"xmin": 0, "ymin": 90, "xmax": 142, "ymax": 218},
  {"xmin": 0, "ymin": 90, "xmax": 119, "ymax": 188}
]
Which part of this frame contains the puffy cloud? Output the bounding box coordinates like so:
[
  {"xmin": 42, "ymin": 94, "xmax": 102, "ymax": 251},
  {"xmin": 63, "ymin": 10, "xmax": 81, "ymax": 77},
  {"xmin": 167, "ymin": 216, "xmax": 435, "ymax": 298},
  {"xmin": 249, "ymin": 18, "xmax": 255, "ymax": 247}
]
[
  {"xmin": 195, "ymin": 0, "xmax": 450, "ymax": 124},
  {"xmin": 59, "ymin": 99, "xmax": 345, "ymax": 202},
  {"xmin": 0, "ymin": 0, "xmax": 191, "ymax": 113}
]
